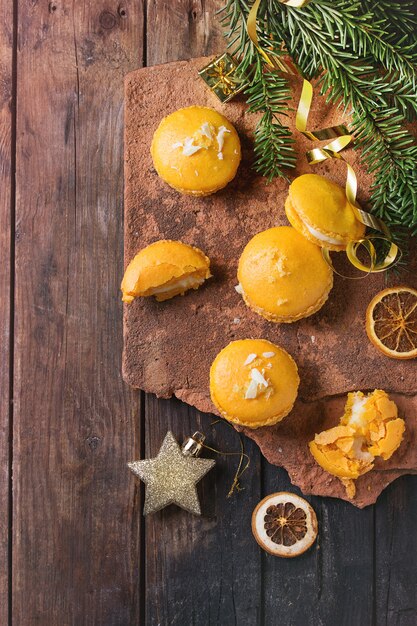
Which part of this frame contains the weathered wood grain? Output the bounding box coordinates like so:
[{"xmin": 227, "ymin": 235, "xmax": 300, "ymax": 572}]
[
  {"xmin": 144, "ymin": 397, "xmax": 263, "ymax": 625},
  {"xmin": 375, "ymin": 476, "xmax": 417, "ymax": 626},
  {"xmin": 263, "ymin": 463, "xmax": 375, "ymax": 625},
  {"xmin": 13, "ymin": 1, "xmax": 143, "ymax": 623},
  {"xmin": 0, "ymin": 0, "xmax": 14, "ymax": 622},
  {"xmin": 146, "ymin": 0, "xmax": 224, "ymax": 66},
  {"xmin": 6, "ymin": 0, "xmax": 417, "ymax": 623}
]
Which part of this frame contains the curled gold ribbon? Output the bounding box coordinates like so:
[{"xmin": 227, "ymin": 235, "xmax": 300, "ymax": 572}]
[
  {"xmin": 297, "ymin": 80, "xmax": 400, "ymax": 274},
  {"xmin": 247, "ymin": 0, "xmax": 302, "ymax": 73},
  {"xmin": 246, "ymin": 0, "xmax": 400, "ymax": 275}
]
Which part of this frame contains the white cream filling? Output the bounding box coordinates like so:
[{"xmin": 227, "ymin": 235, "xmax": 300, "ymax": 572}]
[
  {"xmin": 352, "ymin": 437, "xmax": 374, "ymax": 463},
  {"xmin": 347, "ymin": 393, "xmax": 368, "ymax": 429},
  {"xmin": 301, "ymin": 219, "xmax": 342, "ymax": 245},
  {"xmin": 151, "ymin": 274, "xmax": 204, "ymax": 295}
]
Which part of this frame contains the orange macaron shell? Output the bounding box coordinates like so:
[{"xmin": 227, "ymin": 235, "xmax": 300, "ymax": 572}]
[
  {"xmin": 210, "ymin": 339, "xmax": 300, "ymax": 428},
  {"xmin": 121, "ymin": 239, "xmax": 211, "ymax": 303},
  {"xmin": 285, "ymin": 174, "xmax": 365, "ymax": 251},
  {"xmin": 237, "ymin": 226, "xmax": 333, "ymax": 323},
  {"xmin": 151, "ymin": 106, "xmax": 241, "ymax": 195}
]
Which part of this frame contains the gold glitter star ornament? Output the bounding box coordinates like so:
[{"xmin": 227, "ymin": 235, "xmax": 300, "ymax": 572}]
[{"xmin": 128, "ymin": 431, "xmax": 215, "ymax": 515}]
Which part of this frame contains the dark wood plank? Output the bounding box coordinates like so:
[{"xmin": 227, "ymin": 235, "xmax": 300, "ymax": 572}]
[
  {"xmin": 146, "ymin": 0, "xmax": 224, "ymax": 67},
  {"xmin": 262, "ymin": 462, "xmax": 374, "ymax": 626},
  {"xmin": 0, "ymin": 0, "xmax": 14, "ymax": 622},
  {"xmin": 145, "ymin": 397, "xmax": 263, "ymax": 626},
  {"xmin": 375, "ymin": 476, "xmax": 417, "ymax": 626},
  {"xmin": 13, "ymin": 1, "xmax": 143, "ymax": 623},
  {"xmin": 144, "ymin": 3, "xmax": 263, "ymax": 624}
]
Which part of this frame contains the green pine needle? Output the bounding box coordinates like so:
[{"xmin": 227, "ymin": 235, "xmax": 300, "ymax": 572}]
[{"xmin": 220, "ymin": 0, "xmax": 417, "ymax": 256}]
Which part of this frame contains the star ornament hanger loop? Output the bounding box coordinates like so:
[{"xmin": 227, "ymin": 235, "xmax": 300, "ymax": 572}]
[{"xmin": 128, "ymin": 431, "xmax": 215, "ymax": 516}]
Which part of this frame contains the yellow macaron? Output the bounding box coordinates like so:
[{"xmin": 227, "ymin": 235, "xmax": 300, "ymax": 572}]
[
  {"xmin": 121, "ymin": 239, "xmax": 211, "ymax": 303},
  {"xmin": 285, "ymin": 174, "xmax": 365, "ymax": 251},
  {"xmin": 210, "ymin": 339, "xmax": 300, "ymax": 429},
  {"xmin": 151, "ymin": 106, "xmax": 241, "ymax": 196},
  {"xmin": 237, "ymin": 226, "xmax": 333, "ymax": 323}
]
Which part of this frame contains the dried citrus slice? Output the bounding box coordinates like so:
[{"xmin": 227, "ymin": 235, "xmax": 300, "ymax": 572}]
[
  {"xmin": 366, "ymin": 287, "xmax": 417, "ymax": 359},
  {"xmin": 251, "ymin": 492, "xmax": 318, "ymax": 557}
]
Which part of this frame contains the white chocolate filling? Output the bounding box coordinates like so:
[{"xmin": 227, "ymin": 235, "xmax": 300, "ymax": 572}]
[
  {"xmin": 301, "ymin": 219, "xmax": 342, "ymax": 245},
  {"xmin": 347, "ymin": 393, "xmax": 368, "ymax": 429},
  {"xmin": 150, "ymin": 274, "xmax": 204, "ymax": 296}
]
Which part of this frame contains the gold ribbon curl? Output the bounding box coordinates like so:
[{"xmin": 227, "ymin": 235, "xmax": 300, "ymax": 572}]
[{"xmin": 246, "ymin": 0, "xmax": 400, "ymax": 276}]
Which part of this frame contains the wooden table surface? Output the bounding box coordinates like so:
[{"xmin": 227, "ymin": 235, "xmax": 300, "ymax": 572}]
[{"xmin": 1, "ymin": 1, "xmax": 416, "ymax": 624}]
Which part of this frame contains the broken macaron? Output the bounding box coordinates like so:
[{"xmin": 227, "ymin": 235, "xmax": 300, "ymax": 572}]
[
  {"xmin": 309, "ymin": 389, "xmax": 406, "ymax": 498},
  {"xmin": 121, "ymin": 239, "xmax": 211, "ymax": 303}
]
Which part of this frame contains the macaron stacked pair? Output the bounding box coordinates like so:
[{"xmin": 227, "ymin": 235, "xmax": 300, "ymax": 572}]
[{"xmin": 235, "ymin": 175, "xmax": 365, "ymax": 324}]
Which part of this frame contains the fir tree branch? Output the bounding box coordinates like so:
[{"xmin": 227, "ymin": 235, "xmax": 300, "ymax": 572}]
[
  {"xmin": 220, "ymin": 0, "xmax": 297, "ymax": 180},
  {"xmin": 245, "ymin": 56, "xmax": 296, "ymax": 181},
  {"xmin": 221, "ymin": 0, "xmax": 417, "ymax": 243}
]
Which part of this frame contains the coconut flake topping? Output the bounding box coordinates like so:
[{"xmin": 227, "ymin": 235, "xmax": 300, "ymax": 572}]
[
  {"xmin": 217, "ymin": 126, "xmax": 231, "ymax": 151},
  {"xmin": 250, "ymin": 368, "xmax": 268, "ymax": 388},
  {"xmin": 172, "ymin": 137, "xmax": 202, "ymax": 156},
  {"xmin": 234, "ymin": 283, "xmax": 243, "ymax": 295},
  {"xmin": 245, "ymin": 379, "xmax": 259, "ymax": 399},
  {"xmin": 216, "ymin": 126, "xmax": 231, "ymax": 159},
  {"xmin": 244, "ymin": 353, "xmax": 257, "ymax": 366},
  {"xmin": 244, "ymin": 368, "xmax": 270, "ymax": 399},
  {"xmin": 262, "ymin": 351, "xmax": 275, "ymax": 358},
  {"xmin": 182, "ymin": 137, "xmax": 202, "ymax": 156},
  {"xmin": 200, "ymin": 122, "xmax": 213, "ymax": 140}
]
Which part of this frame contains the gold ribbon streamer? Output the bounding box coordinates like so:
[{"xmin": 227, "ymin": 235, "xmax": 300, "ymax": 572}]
[
  {"xmin": 297, "ymin": 81, "xmax": 400, "ymax": 274},
  {"xmin": 246, "ymin": 0, "xmax": 400, "ymax": 275},
  {"xmin": 247, "ymin": 0, "xmax": 301, "ymax": 73}
]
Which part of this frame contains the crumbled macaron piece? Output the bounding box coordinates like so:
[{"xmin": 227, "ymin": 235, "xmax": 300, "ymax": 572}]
[
  {"xmin": 121, "ymin": 240, "xmax": 211, "ymax": 303},
  {"xmin": 309, "ymin": 390, "xmax": 405, "ymax": 498}
]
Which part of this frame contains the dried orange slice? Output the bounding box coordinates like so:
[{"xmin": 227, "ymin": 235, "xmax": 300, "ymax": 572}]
[
  {"xmin": 251, "ymin": 492, "xmax": 318, "ymax": 557},
  {"xmin": 366, "ymin": 287, "xmax": 417, "ymax": 360}
]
